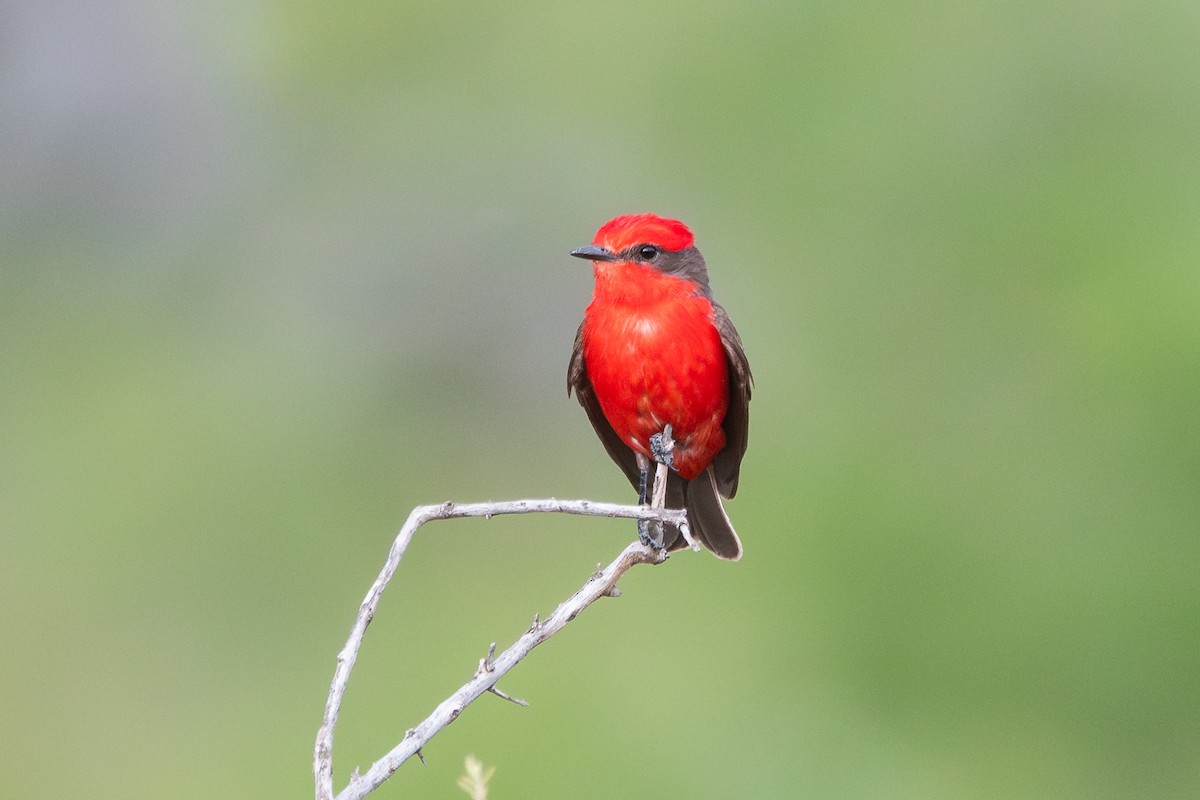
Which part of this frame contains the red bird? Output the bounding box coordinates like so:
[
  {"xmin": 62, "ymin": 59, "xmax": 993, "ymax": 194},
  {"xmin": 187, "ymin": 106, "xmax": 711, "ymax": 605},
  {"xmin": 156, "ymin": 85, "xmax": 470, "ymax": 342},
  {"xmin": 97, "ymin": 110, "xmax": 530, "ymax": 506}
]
[{"xmin": 568, "ymin": 213, "xmax": 752, "ymax": 560}]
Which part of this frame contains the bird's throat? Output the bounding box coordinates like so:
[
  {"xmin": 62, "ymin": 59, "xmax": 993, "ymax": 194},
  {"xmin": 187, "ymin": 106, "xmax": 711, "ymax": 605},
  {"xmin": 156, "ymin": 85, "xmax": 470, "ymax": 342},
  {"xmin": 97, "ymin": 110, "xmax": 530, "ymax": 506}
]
[{"xmin": 590, "ymin": 260, "xmax": 695, "ymax": 308}]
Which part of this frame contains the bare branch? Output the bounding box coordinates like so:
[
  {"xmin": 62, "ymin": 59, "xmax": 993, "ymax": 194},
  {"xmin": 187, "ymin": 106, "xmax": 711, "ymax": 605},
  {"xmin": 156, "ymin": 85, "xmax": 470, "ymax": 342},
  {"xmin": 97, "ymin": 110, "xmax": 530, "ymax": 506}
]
[{"xmin": 314, "ymin": 497, "xmax": 688, "ymax": 800}]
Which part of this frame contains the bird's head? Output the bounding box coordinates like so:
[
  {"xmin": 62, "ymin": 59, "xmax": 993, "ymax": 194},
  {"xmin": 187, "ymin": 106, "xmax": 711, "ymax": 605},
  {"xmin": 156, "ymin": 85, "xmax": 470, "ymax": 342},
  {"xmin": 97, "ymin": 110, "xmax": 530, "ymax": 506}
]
[{"xmin": 569, "ymin": 213, "xmax": 711, "ymax": 297}]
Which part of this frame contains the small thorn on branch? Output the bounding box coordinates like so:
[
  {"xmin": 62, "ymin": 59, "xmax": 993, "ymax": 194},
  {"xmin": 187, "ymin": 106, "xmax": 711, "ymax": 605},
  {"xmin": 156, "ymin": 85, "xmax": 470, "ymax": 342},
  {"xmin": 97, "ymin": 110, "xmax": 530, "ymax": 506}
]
[
  {"xmin": 475, "ymin": 642, "xmax": 504, "ymax": 679},
  {"xmin": 415, "ymin": 748, "xmax": 426, "ymax": 766},
  {"xmin": 487, "ymin": 684, "xmax": 529, "ymax": 707}
]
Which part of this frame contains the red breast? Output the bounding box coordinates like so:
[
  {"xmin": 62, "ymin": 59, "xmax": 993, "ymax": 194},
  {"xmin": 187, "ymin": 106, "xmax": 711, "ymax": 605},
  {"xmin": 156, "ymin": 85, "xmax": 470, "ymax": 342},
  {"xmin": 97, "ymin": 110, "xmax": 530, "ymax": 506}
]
[{"xmin": 580, "ymin": 223, "xmax": 729, "ymax": 480}]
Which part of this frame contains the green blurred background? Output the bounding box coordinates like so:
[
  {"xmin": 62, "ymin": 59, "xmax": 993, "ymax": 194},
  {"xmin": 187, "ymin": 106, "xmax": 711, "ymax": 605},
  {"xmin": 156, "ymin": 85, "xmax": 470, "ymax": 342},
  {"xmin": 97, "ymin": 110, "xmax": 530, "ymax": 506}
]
[{"xmin": 3, "ymin": 1, "xmax": 1198, "ymax": 798}]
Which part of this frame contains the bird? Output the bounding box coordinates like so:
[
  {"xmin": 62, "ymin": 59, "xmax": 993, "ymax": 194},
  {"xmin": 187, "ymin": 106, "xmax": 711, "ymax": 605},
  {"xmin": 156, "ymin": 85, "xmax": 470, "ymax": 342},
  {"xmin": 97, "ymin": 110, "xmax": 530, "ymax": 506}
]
[{"xmin": 567, "ymin": 213, "xmax": 752, "ymax": 560}]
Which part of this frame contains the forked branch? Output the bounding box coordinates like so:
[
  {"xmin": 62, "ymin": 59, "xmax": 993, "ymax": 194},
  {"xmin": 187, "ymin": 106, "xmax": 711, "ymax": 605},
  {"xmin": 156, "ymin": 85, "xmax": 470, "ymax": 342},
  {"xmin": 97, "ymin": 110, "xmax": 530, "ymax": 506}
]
[{"xmin": 314, "ymin": 496, "xmax": 691, "ymax": 800}]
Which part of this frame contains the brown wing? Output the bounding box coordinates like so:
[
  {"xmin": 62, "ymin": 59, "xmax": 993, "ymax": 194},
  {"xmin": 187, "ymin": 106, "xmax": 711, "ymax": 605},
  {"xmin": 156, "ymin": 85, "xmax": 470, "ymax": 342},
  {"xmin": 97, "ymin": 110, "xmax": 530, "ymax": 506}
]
[
  {"xmin": 567, "ymin": 322, "xmax": 642, "ymax": 489},
  {"xmin": 710, "ymin": 301, "xmax": 752, "ymax": 498}
]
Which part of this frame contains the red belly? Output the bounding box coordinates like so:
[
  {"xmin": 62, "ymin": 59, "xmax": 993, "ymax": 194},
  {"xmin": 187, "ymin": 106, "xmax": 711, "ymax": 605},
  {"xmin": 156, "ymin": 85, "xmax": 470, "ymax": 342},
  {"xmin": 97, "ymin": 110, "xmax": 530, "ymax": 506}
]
[{"xmin": 583, "ymin": 294, "xmax": 728, "ymax": 480}]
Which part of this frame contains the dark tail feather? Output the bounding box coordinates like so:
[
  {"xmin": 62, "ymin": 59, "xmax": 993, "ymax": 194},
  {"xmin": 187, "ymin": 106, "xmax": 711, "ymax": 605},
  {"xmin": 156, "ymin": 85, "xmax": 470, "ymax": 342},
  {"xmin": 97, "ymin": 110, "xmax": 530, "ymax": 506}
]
[
  {"xmin": 681, "ymin": 466, "xmax": 743, "ymax": 561},
  {"xmin": 661, "ymin": 472, "xmax": 688, "ymax": 552}
]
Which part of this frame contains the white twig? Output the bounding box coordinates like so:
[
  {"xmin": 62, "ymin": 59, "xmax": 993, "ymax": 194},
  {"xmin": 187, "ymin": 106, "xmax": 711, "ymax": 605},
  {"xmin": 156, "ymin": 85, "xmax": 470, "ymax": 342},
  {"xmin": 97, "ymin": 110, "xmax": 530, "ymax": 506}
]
[
  {"xmin": 650, "ymin": 424, "xmax": 674, "ymax": 514},
  {"xmin": 314, "ymin": 497, "xmax": 688, "ymax": 800},
  {"xmin": 651, "ymin": 461, "xmax": 669, "ymax": 510}
]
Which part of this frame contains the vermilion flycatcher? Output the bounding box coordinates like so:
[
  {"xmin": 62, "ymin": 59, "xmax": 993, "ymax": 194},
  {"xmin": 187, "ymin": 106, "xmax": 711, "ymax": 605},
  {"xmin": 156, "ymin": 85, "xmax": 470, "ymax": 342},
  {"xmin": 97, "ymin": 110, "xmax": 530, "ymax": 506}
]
[{"xmin": 567, "ymin": 213, "xmax": 752, "ymax": 560}]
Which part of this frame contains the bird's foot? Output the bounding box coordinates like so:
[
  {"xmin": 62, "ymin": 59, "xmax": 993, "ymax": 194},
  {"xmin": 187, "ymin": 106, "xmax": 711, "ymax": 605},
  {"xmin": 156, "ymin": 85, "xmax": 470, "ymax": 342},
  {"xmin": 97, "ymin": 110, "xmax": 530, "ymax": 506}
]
[
  {"xmin": 649, "ymin": 424, "xmax": 676, "ymax": 469},
  {"xmin": 637, "ymin": 517, "xmax": 665, "ymax": 549}
]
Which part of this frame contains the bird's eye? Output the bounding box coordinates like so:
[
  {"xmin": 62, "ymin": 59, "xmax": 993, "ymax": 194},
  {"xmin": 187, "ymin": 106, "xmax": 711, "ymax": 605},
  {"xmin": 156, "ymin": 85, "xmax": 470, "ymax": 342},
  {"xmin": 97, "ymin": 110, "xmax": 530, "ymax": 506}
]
[{"xmin": 638, "ymin": 245, "xmax": 659, "ymax": 260}]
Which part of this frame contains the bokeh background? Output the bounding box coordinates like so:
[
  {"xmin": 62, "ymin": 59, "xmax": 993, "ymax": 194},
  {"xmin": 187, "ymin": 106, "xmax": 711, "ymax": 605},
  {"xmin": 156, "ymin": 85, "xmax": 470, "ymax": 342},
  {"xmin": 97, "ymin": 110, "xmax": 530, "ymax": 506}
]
[{"xmin": 3, "ymin": 1, "xmax": 1198, "ymax": 798}]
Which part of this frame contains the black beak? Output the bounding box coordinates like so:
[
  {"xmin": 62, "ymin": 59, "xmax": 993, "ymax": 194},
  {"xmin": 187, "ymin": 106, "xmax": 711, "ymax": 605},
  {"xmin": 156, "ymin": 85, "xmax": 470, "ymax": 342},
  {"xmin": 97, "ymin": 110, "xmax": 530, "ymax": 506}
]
[{"xmin": 569, "ymin": 244, "xmax": 619, "ymax": 263}]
